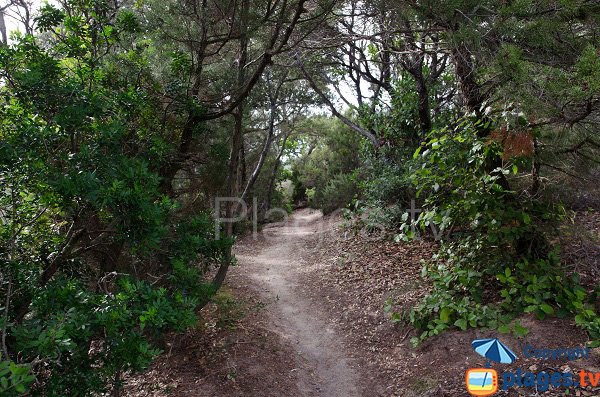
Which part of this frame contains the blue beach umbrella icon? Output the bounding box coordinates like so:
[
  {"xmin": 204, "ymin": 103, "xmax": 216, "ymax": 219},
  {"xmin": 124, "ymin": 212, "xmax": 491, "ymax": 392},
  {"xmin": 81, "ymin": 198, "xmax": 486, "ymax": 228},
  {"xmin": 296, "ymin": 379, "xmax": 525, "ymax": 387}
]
[{"xmin": 472, "ymin": 338, "xmax": 517, "ymax": 367}]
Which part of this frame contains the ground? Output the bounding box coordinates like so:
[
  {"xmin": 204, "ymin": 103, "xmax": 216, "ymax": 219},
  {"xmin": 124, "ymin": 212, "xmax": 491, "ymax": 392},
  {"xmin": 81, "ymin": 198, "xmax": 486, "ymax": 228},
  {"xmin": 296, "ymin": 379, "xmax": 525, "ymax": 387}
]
[{"xmin": 124, "ymin": 209, "xmax": 600, "ymax": 397}]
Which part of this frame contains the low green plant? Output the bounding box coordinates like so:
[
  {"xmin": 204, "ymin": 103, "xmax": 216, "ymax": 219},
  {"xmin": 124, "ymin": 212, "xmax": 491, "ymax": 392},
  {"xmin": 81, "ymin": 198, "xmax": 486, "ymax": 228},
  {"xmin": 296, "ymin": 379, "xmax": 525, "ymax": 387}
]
[
  {"xmin": 8, "ymin": 277, "xmax": 199, "ymax": 396},
  {"xmin": 212, "ymin": 289, "xmax": 245, "ymax": 330},
  {"xmin": 0, "ymin": 361, "xmax": 35, "ymax": 396}
]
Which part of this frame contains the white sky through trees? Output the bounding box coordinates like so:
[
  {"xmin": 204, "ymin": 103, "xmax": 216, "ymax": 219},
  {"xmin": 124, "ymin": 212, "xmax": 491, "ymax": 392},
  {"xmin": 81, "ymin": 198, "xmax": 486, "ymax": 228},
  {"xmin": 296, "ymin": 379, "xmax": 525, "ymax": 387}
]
[
  {"xmin": 1, "ymin": 0, "xmax": 45, "ymax": 42},
  {"xmin": 0, "ymin": 0, "xmax": 363, "ymax": 118}
]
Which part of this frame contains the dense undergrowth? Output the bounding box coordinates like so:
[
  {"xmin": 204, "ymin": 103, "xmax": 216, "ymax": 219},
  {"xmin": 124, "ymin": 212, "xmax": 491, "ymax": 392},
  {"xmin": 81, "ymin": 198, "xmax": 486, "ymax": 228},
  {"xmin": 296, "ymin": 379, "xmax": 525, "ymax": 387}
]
[
  {"xmin": 0, "ymin": 4, "xmax": 233, "ymax": 396},
  {"xmin": 291, "ymin": 109, "xmax": 600, "ymax": 349}
]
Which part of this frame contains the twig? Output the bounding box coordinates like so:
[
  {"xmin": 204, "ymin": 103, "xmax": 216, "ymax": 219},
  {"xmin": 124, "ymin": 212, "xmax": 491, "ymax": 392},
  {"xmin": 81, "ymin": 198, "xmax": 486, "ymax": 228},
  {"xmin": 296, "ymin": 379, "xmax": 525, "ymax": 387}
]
[
  {"xmin": 540, "ymin": 162, "xmax": 585, "ymax": 181},
  {"xmin": 1, "ymin": 277, "xmax": 11, "ymax": 361},
  {"xmin": 399, "ymin": 327, "xmax": 412, "ymax": 342},
  {"xmin": 297, "ymin": 61, "xmax": 380, "ymax": 147}
]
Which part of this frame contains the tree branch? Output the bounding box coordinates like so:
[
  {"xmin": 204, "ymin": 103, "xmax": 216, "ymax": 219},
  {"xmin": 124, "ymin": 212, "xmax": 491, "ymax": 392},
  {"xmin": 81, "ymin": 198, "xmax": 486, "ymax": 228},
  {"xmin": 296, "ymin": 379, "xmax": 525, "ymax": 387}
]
[{"xmin": 298, "ymin": 63, "xmax": 380, "ymax": 147}]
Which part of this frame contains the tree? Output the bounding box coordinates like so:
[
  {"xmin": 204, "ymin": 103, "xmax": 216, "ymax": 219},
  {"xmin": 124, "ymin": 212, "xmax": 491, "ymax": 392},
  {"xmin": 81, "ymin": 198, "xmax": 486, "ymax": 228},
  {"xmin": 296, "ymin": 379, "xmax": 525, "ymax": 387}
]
[{"xmin": 0, "ymin": 0, "xmax": 323, "ymax": 393}]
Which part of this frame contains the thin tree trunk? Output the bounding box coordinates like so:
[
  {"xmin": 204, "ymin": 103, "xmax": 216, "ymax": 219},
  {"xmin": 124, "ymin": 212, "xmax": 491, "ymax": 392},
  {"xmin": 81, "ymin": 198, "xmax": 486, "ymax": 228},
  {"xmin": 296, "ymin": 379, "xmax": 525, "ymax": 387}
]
[
  {"xmin": 299, "ymin": 64, "xmax": 380, "ymax": 147},
  {"xmin": 241, "ymin": 72, "xmax": 287, "ymax": 201},
  {"xmin": 0, "ymin": 11, "xmax": 7, "ymax": 45},
  {"xmin": 212, "ymin": 0, "xmax": 250, "ymax": 291},
  {"xmin": 531, "ymin": 137, "xmax": 541, "ymax": 195},
  {"xmin": 265, "ymin": 132, "xmax": 289, "ymax": 216},
  {"xmin": 238, "ymin": 134, "xmax": 247, "ymax": 192}
]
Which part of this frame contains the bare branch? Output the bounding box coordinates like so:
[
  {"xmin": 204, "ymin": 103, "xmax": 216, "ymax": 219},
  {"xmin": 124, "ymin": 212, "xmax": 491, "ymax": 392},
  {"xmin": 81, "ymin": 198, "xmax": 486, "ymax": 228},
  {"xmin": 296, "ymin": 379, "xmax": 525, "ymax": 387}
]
[{"xmin": 298, "ymin": 62, "xmax": 380, "ymax": 147}]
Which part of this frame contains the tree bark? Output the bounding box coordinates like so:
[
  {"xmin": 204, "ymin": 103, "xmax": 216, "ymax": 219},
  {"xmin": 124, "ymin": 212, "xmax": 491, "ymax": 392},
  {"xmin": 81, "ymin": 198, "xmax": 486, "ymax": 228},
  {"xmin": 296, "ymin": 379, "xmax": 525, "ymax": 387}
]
[
  {"xmin": 451, "ymin": 44, "xmax": 485, "ymax": 120},
  {"xmin": 413, "ymin": 67, "xmax": 432, "ymax": 134},
  {"xmin": 212, "ymin": 0, "xmax": 250, "ymax": 291},
  {"xmin": 0, "ymin": 11, "xmax": 7, "ymax": 45},
  {"xmin": 265, "ymin": 132, "xmax": 289, "ymax": 216}
]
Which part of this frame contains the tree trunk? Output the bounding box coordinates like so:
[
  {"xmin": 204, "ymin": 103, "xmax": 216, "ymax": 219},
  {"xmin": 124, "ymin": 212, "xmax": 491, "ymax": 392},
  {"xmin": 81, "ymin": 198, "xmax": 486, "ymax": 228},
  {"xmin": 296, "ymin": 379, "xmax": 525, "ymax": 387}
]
[
  {"xmin": 0, "ymin": 11, "xmax": 7, "ymax": 46},
  {"xmin": 450, "ymin": 39, "xmax": 510, "ymax": 191},
  {"xmin": 531, "ymin": 137, "xmax": 541, "ymax": 196},
  {"xmin": 451, "ymin": 44, "xmax": 484, "ymax": 119},
  {"xmin": 412, "ymin": 67, "xmax": 432, "ymax": 137},
  {"xmin": 241, "ymin": 87, "xmax": 279, "ymax": 201},
  {"xmin": 238, "ymin": 133, "xmax": 247, "ymax": 194},
  {"xmin": 212, "ymin": 0, "xmax": 250, "ymax": 291}
]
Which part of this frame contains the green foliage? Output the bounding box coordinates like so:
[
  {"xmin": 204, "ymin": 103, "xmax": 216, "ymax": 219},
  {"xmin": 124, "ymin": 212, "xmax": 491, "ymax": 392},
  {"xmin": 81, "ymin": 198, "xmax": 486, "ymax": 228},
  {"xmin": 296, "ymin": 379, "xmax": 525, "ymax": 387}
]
[
  {"xmin": 0, "ymin": 361, "xmax": 35, "ymax": 396},
  {"xmin": 395, "ymin": 118, "xmax": 599, "ymax": 345},
  {"xmin": 359, "ymin": 145, "xmax": 415, "ymax": 208},
  {"xmin": 116, "ymin": 10, "xmax": 141, "ymax": 34},
  {"xmin": 345, "ymin": 66, "xmax": 455, "ymax": 230},
  {"xmin": 290, "ymin": 117, "xmax": 363, "ymax": 212},
  {"xmin": 316, "ymin": 172, "xmax": 359, "ymax": 215},
  {"xmin": 0, "ymin": 1, "xmax": 233, "ymax": 395},
  {"xmin": 576, "ymin": 311, "xmax": 600, "ymax": 348},
  {"xmin": 1, "ymin": 0, "xmax": 599, "ymax": 390},
  {"xmin": 35, "ymin": 5, "xmax": 65, "ymax": 32},
  {"xmin": 9, "ymin": 278, "xmax": 197, "ymax": 395}
]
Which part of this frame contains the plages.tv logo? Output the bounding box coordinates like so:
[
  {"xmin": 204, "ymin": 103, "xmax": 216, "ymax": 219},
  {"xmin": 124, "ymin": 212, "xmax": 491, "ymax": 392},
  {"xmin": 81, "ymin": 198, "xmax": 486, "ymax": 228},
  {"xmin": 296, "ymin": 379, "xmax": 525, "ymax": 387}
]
[
  {"xmin": 466, "ymin": 338, "xmax": 517, "ymax": 396},
  {"xmin": 466, "ymin": 338, "xmax": 595, "ymax": 395}
]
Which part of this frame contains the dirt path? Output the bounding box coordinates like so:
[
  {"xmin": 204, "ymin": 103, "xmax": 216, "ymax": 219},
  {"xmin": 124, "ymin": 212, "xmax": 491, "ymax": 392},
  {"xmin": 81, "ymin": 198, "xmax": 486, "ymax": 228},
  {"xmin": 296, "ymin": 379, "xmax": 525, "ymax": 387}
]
[
  {"xmin": 233, "ymin": 209, "xmax": 362, "ymax": 397},
  {"xmin": 124, "ymin": 208, "xmax": 599, "ymax": 397}
]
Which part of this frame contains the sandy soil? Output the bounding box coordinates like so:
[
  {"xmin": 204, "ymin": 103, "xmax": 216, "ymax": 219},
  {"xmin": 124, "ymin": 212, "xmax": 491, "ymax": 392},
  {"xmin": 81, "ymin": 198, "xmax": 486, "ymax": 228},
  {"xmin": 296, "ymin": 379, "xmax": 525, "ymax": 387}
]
[{"xmin": 234, "ymin": 209, "xmax": 363, "ymax": 397}]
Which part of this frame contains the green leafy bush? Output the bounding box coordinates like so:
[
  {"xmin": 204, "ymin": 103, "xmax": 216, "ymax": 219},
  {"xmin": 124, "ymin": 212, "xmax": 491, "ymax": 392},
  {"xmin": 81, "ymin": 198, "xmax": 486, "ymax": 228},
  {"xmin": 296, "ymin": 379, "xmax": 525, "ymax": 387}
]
[
  {"xmin": 0, "ymin": 361, "xmax": 35, "ymax": 396},
  {"xmin": 396, "ymin": 118, "xmax": 599, "ymax": 345},
  {"xmin": 290, "ymin": 117, "xmax": 362, "ymax": 212},
  {"xmin": 9, "ymin": 278, "xmax": 198, "ymax": 395},
  {"xmin": 359, "ymin": 146, "xmax": 415, "ymax": 208},
  {"xmin": 0, "ymin": 4, "xmax": 233, "ymax": 395},
  {"xmin": 314, "ymin": 173, "xmax": 359, "ymax": 215}
]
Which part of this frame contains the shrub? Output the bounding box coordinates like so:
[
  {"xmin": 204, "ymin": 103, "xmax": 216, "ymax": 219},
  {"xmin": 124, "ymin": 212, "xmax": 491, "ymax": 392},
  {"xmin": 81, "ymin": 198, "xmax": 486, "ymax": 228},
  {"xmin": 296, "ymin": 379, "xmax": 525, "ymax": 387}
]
[
  {"xmin": 313, "ymin": 173, "xmax": 359, "ymax": 215},
  {"xmin": 393, "ymin": 118, "xmax": 599, "ymax": 346},
  {"xmin": 359, "ymin": 146, "xmax": 414, "ymax": 207},
  {"xmin": 8, "ymin": 278, "xmax": 198, "ymax": 396},
  {"xmin": 290, "ymin": 117, "xmax": 363, "ymax": 212},
  {"xmin": 0, "ymin": 11, "xmax": 233, "ymax": 396},
  {"xmin": 0, "ymin": 361, "xmax": 35, "ymax": 396}
]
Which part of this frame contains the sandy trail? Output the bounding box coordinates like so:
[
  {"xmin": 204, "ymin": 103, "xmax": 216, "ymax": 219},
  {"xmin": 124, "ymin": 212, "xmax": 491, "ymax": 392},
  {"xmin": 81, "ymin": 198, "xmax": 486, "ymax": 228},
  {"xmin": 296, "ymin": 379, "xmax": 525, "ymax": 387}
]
[{"xmin": 233, "ymin": 209, "xmax": 361, "ymax": 397}]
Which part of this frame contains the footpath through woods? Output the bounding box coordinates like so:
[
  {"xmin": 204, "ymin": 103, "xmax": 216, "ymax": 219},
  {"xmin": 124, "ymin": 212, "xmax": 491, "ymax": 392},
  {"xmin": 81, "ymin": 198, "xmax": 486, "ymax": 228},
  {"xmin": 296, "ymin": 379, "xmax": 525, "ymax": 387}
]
[
  {"xmin": 235, "ymin": 209, "xmax": 362, "ymax": 397},
  {"xmin": 125, "ymin": 209, "xmax": 599, "ymax": 397}
]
